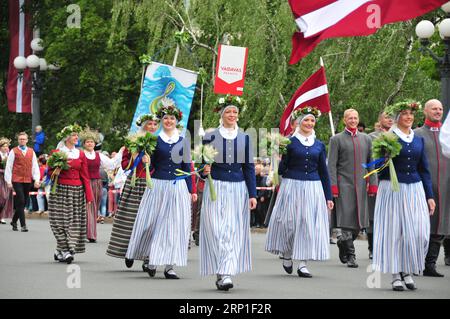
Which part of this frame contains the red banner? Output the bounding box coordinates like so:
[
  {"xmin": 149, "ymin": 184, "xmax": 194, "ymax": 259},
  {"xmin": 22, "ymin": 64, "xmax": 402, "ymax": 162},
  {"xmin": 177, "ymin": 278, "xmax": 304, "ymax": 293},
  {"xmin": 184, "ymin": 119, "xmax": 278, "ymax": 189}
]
[
  {"xmin": 6, "ymin": 0, "xmax": 32, "ymax": 113},
  {"xmin": 214, "ymin": 45, "xmax": 248, "ymax": 96}
]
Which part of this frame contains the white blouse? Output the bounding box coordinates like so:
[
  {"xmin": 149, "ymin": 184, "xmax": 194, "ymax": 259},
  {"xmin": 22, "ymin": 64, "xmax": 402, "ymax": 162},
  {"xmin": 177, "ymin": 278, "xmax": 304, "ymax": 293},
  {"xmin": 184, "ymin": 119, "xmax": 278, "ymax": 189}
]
[
  {"xmin": 294, "ymin": 131, "xmax": 315, "ymax": 147},
  {"xmin": 219, "ymin": 125, "xmax": 239, "ymax": 140},
  {"xmin": 160, "ymin": 130, "xmax": 180, "ymax": 144},
  {"xmin": 393, "ymin": 127, "xmax": 414, "ymax": 143},
  {"xmin": 84, "ymin": 150, "xmax": 122, "ymax": 171}
]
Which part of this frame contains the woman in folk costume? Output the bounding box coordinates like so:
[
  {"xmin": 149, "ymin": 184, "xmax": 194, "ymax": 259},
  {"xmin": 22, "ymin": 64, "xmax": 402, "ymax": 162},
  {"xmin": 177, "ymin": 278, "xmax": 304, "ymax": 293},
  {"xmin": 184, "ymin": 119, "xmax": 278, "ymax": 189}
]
[
  {"xmin": 126, "ymin": 99, "xmax": 196, "ymax": 279},
  {"xmin": 265, "ymin": 107, "xmax": 333, "ymax": 278},
  {"xmin": 0, "ymin": 138, "xmax": 13, "ymax": 224},
  {"xmin": 200, "ymin": 95, "xmax": 257, "ymax": 291},
  {"xmin": 106, "ymin": 114, "xmax": 160, "ymax": 268},
  {"xmin": 48, "ymin": 125, "xmax": 93, "ymax": 264},
  {"xmin": 372, "ymin": 101, "xmax": 435, "ymax": 291},
  {"xmin": 80, "ymin": 127, "xmax": 123, "ymax": 243}
]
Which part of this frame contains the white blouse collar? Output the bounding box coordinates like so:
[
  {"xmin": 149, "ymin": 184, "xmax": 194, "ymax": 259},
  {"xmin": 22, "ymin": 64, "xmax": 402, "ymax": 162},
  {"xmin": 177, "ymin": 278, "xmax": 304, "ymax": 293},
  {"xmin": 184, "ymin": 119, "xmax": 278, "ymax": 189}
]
[
  {"xmin": 59, "ymin": 145, "xmax": 80, "ymax": 159},
  {"xmin": 393, "ymin": 127, "xmax": 414, "ymax": 143},
  {"xmin": 160, "ymin": 129, "xmax": 180, "ymax": 144},
  {"xmin": 219, "ymin": 124, "xmax": 239, "ymax": 140},
  {"xmin": 294, "ymin": 131, "xmax": 315, "ymax": 146},
  {"xmin": 84, "ymin": 150, "xmax": 98, "ymax": 160}
]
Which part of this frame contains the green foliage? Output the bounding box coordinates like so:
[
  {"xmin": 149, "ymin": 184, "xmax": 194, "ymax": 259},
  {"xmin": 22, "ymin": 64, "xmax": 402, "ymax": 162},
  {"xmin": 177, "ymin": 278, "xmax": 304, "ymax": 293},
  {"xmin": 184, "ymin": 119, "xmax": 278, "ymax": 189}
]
[
  {"xmin": 0, "ymin": 0, "xmax": 444, "ymax": 156},
  {"xmin": 372, "ymin": 132, "xmax": 402, "ymax": 160},
  {"xmin": 124, "ymin": 132, "xmax": 158, "ymax": 156},
  {"xmin": 47, "ymin": 151, "xmax": 70, "ymax": 170}
]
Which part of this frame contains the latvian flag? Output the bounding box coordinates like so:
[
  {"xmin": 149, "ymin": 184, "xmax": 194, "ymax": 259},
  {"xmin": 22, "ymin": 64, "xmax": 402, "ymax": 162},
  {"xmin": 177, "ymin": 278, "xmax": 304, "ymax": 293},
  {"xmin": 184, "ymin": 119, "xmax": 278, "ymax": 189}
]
[
  {"xmin": 6, "ymin": 0, "xmax": 32, "ymax": 113},
  {"xmin": 289, "ymin": 0, "xmax": 447, "ymax": 64},
  {"xmin": 279, "ymin": 66, "xmax": 330, "ymax": 136}
]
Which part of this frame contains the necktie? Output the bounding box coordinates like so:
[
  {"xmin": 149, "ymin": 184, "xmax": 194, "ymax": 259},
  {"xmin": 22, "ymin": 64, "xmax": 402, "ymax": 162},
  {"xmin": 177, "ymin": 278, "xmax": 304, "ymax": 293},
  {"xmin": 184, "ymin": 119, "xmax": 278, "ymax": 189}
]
[{"xmin": 19, "ymin": 146, "xmax": 26, "ymax": 151}]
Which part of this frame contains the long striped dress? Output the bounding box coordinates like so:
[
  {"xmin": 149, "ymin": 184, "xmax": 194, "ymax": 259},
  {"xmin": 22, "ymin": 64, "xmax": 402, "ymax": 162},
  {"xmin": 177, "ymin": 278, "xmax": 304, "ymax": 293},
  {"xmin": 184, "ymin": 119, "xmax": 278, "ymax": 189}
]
[
  {"xmin": 106, "ymin": 149, "xmax": 147, "ymax": 259},
  {"xmin": 265, "ymin": 136, "xmax": 332, "ymax": 261},
  {"xmin": 200, "ymin": 128, "xmax": 257, "ymax": 276},
  {"xmin": 373, "ymin": 130, "xmax": 433, "ymax": 274},
  {"xmin": 48, "ymin": 148, "xmax": 93, "ymax": 255},
  {"xmin": 0, "ymin": 152, "xmax": 13, "ymax": 219},
  {"xmin": 125, "ymin": 133, "xmax": 192, "ymax": 266}
]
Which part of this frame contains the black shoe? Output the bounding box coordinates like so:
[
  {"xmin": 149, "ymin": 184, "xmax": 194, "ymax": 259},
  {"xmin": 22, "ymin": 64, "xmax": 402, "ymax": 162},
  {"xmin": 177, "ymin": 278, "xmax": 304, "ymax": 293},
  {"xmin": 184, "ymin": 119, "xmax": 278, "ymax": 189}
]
[
  {"xmin": 445, "ymin": 256, "xmax": 450, "ymax": 266},
  {"xmin": 21, "ymin": 226, "xmax": 28, "ymax": 232},
  {"xmin": 216, "ymin": 278, "xmax": 233, "ymax": 291},
  {"xmin": 297, "ymin": 267, "xmax": 313, "ymax": 278},
  {"xmin": 423, "ymin": 267, "xmax": 444, "ymax": 278},
  {"xmin": 125, "ymin": 258, "xmax": 134, "ymax": 268},
  {"xmin": 369, "ymin": 250, "xmax": 373, "ymax": 260},
  {"xmin": 147, "ymin": 267, "xmax": 156, "ymax": 277},
  {"xmin": 347, "ymin": 255, "xmax": 359, "ymax": 268},
  {"xmin": 164, "ymin": 269, "xmax": 179, "ymax": 279},
  {"xmin": 281, "ymin": 258, "xmax": 293, "ymax": 274},
  {"xmin": 337, "ymin": 239, "xmax": 348, "ymax": 264},
  {"xmin": 400, "ymin": 273, "xmax": 417, "ymax": 290},
  {"xmin": 10, "ymin": 222, "xmax": 18, "ymax": 231},
  {"xmin": 142, "ymin": 262, "xmax": 149, "ymax": 273},
  {"xmin": 392, "ymin": 279, "xmax": 405, "ymax": 291},
  {"xmin": 63, "ymin": 252, "xmax": 74, "ymax": 264},
  {"xmin": 88, "ymin": 239, "xmax": 96, "ymax": 243}
]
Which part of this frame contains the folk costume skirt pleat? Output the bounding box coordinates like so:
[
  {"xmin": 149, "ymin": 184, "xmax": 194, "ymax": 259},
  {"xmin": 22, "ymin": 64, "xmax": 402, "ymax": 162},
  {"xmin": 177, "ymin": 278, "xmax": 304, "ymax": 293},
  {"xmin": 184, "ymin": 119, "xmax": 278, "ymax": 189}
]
[
  {"xmin": 48, "ymin": 184, "xmax": 87, "ymax": 254},
  {"xmin": 373, "ymin": 180, "xmax": 430, "ymax": 274},
  {"xmin": 126, "ymin": 178, "xmax": 191, "ymax": 266},
  {"xmin": 106, "ymin": 175, "xmax": 146, "ymax": 259},
  {"xmin": 200, "ymin": 180, "xmax": 252, "ymax": 276},
  {"xmin": 265, "ymin": 178, "xmax": 330, "ymax": 261}
]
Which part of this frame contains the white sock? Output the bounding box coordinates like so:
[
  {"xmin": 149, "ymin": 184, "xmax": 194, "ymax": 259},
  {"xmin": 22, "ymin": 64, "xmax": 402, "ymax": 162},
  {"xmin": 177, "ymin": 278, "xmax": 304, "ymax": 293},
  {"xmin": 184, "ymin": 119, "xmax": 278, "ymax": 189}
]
[
  {"xmin": 298, "ymin": 261, "xmax": 309, "ymax": 273},
  {"xmin": 222, "ymin": 276, "xmax": 232, "ymax": 284},
  {"xmin": 392, "ymin": 273, "xmax": 402, "ymax": 285},
  {"xmin": 402, "ymin": 273, "xmax": 414, "ymax": 285}
]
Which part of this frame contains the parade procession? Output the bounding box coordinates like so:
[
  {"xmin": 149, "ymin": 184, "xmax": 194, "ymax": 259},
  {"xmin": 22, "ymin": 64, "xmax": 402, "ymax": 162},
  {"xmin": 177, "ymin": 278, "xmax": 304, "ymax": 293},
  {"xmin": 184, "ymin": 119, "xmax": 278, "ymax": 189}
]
[{"xmin": 2, "ymin": 0, "xmax": 450, "ymax": 301}]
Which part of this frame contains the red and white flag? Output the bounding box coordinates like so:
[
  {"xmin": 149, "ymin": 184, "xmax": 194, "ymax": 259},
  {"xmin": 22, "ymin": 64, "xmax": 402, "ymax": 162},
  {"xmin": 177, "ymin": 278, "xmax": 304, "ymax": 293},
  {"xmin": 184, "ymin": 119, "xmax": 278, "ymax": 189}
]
[
  {"xmin": 279, "ymin": 66, "xmax": 330, "ymax": 136},
  {"xmin": 6, "ymin": 0, "xmax": 32, "ymax": 113},
  {"xmin": 288, "ymin": 0, "xmax": 447, "ymax": 64}
]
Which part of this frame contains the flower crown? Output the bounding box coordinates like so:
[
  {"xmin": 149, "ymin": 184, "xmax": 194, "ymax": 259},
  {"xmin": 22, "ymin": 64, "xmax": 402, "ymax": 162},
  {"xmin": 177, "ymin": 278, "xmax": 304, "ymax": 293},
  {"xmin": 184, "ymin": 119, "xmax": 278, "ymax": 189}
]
[
  {"xmin": 214, "ymin": 94, "xmax": 247, "ymax": 113},
  {"xmin": 0, "ymin": 137, "xmax": 11, "ymax": 147},
  {"xmin": 291, "ymin": 106, "xmax": 322, "ymax": 122},
  {"xmin": 155, "ymin": 98, "xmax": 183, "ymax": 121},
  {"xmin": 136, "ymin": 114, "xmax": 160, "ymax": 126},
  {"xmin": 56, "ymin": 124, "xmax": 82, "ymax": 141},
  {"xmin": 79, "ymin": 126, "xmax": 100, "ymax": 144},
  {"xmin": 385, "ymin": 100, "xmax": 422, "ymax": 117}
]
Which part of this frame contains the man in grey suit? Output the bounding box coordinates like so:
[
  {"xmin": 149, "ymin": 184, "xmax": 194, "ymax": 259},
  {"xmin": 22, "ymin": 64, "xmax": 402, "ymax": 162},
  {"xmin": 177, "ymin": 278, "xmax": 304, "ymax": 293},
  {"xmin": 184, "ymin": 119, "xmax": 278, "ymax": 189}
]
[{"xmin": 328, "ymin": 109, "xmax": 377, "ymax": 268}]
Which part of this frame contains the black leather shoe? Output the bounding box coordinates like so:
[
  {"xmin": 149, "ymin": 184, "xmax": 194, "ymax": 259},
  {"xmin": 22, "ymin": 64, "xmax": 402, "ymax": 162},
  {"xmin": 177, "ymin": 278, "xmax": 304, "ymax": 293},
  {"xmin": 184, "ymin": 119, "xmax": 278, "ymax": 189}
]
[
  {"xmin": 392, "ymin": 279, "xmax": 405, "ymax": 291},
  {"xmin": 10, "ymin": 222, "xmax": 18, "ymax": 231},
  {"xmin": 147, "ymin": 268, "xmax": 156, "ymax": 277},
  {"xmin": 142, "ymin": 262, "xmax": 149, "ymax": 273},
  {"xmin": 423, "ymin": 267, "xmax": 444, "ymax": 277},
  {"xmin": 164, "ymin": 269, "xmax": 179, "ymax": 279},
  {"xmin": 281, "ymin": 258, "xmax": 293, "ymax": 274},
  {"xmin": 369, "ymin": 251, "xmax": 373, "ymax": 260},
  {"xmin": 347, "ymin": 255, "xmax": 359, "ymax": 268},
  {"xmin": 125, "ymin": 258, "xmax": 134, "ymax": 268},
  {"xmin": 445, "ymin": 256, "xmax": 450, "ymax": 266},
  {"xmin": 400, "ymin": 273, "xmax": 417, "ymax": 290},
  {"xmin": 216, "ymin": 279, "xmax": 233, "ymax": 291},
  {"xmin": 88, "ymin": 239, "xmax": 96, "ymax": 243},
  {"xmin": 297, "ymin": 268, "xmax": 312, "ymax": 278},
  {"xmin": 21, "ymin": 226, "xmax": 28, "ymax": 232},
  {"xmin": 337, "ymin": 240, "xmax": 348, "ymax": 264}
]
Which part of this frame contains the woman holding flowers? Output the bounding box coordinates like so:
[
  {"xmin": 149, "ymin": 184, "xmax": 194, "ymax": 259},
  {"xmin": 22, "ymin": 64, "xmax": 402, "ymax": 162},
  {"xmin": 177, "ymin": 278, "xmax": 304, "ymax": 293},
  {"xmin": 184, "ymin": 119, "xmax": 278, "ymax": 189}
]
[
  {"xmin": 200, "ymin": 95, "xmax": 257, "ymax": 291},
  {"xmin": 125, "ymin": 99, "xmax": 195, "ymax": 279},
  {"xmin": 80, "ymin": 127, "xmax": 123, "ymax": 243},
  {"xmin": 372, "ymin": 101, "xmax": 435, "ymax": 291},
  {"xmin": 265, "ymin": 107, "xmax": 333, "ymax": 278},
  {"xmin": 106, "ymin": 113, "xmax": 160, "ymax": 268},
  {"xmin": 48, "ymin": 125, "xmax": 93, "ymax": 264}
]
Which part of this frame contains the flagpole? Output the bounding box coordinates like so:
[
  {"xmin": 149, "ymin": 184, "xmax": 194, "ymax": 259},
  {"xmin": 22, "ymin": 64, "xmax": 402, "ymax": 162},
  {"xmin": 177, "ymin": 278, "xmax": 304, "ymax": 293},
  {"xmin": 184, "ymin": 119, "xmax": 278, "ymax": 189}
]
[{"xmin": 320, "ymin": 57, "xmax": 335, "ymax": 136}]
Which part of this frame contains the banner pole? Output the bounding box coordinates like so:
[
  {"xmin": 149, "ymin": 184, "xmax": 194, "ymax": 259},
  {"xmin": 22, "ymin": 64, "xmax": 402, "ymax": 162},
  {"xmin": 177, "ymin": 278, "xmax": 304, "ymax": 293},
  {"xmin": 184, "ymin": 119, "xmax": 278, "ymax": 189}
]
[
  {"xmin": 173, "ymin": 26, "xmax": 185, "ymax": 67},
  {"xmin": 320, "ymin": 57, "xmax": 335, "ymax": 136}
]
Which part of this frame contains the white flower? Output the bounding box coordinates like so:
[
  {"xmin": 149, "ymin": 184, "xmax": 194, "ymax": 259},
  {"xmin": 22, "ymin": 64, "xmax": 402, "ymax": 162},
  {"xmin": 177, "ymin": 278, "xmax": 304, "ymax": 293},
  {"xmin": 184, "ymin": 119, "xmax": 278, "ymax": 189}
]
[
  {"xmin": 161, "ymin": 97, "xmax": 175, "ymax": 107},
  {"xmin": 236, "ymin": 97, "xmax": 241, "ymax": 103},
  {"xmin": 219, "ymin": 98, "xmax": 225, "ymax": 104}
]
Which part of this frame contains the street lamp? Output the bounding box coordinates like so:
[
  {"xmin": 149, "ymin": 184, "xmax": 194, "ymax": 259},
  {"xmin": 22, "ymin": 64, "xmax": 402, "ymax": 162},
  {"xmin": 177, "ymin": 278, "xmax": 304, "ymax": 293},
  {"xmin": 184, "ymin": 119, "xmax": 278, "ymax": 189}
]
[
  {"xmin": 416, "ymin": 2, "xmax": 450, "ymax": 117},
  {"xmin": 13, "ymin": 37, "xmax": 46, "ymax": 137}
]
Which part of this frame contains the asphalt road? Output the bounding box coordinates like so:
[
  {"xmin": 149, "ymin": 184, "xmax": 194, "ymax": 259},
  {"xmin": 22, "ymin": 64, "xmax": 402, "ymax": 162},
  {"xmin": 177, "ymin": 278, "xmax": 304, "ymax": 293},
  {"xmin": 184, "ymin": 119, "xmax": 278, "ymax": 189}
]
[{"xmin": 1, "ymin": 219, "xmax": 449, "ymax": 299}]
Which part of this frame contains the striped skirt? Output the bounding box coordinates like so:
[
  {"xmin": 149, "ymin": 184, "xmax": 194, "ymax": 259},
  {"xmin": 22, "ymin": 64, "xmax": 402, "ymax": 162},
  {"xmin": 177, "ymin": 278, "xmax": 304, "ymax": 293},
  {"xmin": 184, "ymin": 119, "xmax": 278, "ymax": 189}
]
[
  {"xmin": 265, "ymin": 178, "xmax": 330, "ymax": 261},
  {"xmin": 373, "ymin": 181, "xmax": 430, "ymax": 274},
  {"xmin": 0, "ymin": 171, "xmax": 13, "ymax": 219},
  {"xmin": 200, "ymin": 180, "xmax": 252, "ymax": 276},
  {"xmin": 106, "ymin": 175, "xmax": 146, "ymax": 259},
  {"xmin": 86, "ymin": 179, "xmax": 102, "ymax": 240},
  {"xmin": 48, "ymin": 184, "xmax": 87, "ymax": 254},
  {"xmin": 126, "ymin": 178, "xmax": 191, "ymax": 266}
]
